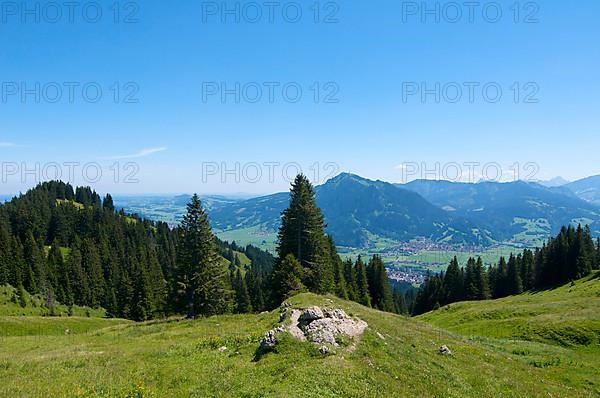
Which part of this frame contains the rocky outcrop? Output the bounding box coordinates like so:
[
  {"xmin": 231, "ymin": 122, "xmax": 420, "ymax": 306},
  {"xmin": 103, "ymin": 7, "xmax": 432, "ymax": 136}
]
[
  {"xmin": 258, "ymin": 305, "xmax": 368, "ymax": 355},
  {"xmin": 300, "ymin": 307, "xmax": 368, "ymax": 346}
]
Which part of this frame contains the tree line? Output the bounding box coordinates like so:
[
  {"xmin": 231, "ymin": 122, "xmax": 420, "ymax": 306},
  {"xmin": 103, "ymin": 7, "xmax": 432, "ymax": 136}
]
[
  {"xmin": 0, "ymin": 177, "xmax": 404, "ymax": 321},
  {"xmin": 413, "ymin": 225, "xmax": 600, "ymax": 315},
  {"xmin": 0, "ymin": 181, "xmax": 274, "ymax": 320}
]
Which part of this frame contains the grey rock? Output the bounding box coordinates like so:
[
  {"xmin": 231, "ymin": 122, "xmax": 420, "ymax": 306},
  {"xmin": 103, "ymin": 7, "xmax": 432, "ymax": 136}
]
[
  {"xmin": 260, "ymin": 330, "xmax": 279, "ymax": 350},
  {"xmin": 217, "ymin": 346, "xmax": 227, "ymax": 353},
  {"xmin": 300, "ymin": 306, "xmax": 325, "ymax": 323},
  {"xmin": 319, "ymin": 345, "xmax": 330, "ymax": 355},
  {"xmin": 439, "ymin": 345, "xmax": 452, "ymax": 355}
]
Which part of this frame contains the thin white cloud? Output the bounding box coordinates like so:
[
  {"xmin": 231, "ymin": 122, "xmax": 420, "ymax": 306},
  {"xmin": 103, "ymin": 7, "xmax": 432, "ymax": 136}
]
[
  {"xmin": 0, "ymin": 142, "xmax": 15, "ymax": 148},
  {"xmin": 106, "ymin": 147, "xmax": 167, "ymax": 160}
]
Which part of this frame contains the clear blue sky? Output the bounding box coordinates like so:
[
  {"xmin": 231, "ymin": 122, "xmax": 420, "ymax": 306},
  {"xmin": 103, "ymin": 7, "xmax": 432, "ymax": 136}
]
[{"xmin": 1, "ymin": 0, "xmax": 599, "ymax": 194}]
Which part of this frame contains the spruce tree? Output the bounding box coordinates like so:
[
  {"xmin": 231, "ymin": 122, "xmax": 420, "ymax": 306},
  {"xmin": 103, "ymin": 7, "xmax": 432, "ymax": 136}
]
[
  {"xmin": 103, "ymin": 194, "xmax": 115, "ymax": 212},
  {"xmin": 393, "ymin": 287, "xmax": 408, "ymax": 314},
  {"xmin": 355, "ymin": 256, "xmax": 371, "ymax": 307},
  {"xmin": 463, "ymin": 257, "xmax": 478, "ymax": 300},
  {"xmin": 507, "ymin": 254, "xmax": 523, "ymax": 295},
  {"xmin": 271, "ymin": 254, "xmax": 306, "ymax": 303},
  {"xmin": 343, "ymin": 258, "xmax": 358, "ymax": 301},
  {"xmin": 233, "ymin": 268, "xmax": 252, "ymax": 313},
  {"xmin": 444, "ymin": 257, "xmax": 463, "ymax": 303},
  {"xmin": 175, "ymin": 194, "xmax": 233, "ymax": 317},
  {"xmin": 327, "ymin": 236, "xmax": 348, "ymax": 299},
  {"xmin": 276, "ymin": 175, "xmax": 333, "ymax": 295},
  {"xmin": 474, "ymin": 257, "xmax": 490, "ymax": 299}
]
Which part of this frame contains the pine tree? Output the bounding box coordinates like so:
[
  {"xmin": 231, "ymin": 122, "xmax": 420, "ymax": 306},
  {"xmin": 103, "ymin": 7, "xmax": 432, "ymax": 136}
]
[
  {"xmin": 393, "ymin": 287, "xmax": 408, "ymax": 314},
  {"xmin": 474, "ymin": 257, "xmax": 490, "ymax": 299},
  {"xmin": 271, "ymin": 254, "xmax": 306, "ymax": 303},
  {"xmin": 521, "ymin": 249, "xmax": 535, "ymax": 291},
  {"xmin": 175, "ymin": 194, "xmax": 233, "ymax": 317},
  {"xmin": 103, "ymin": 194, "xmax": 115, "ymax": 212},
  {"xmin": 246, "ymin": 269, "xmax": 266, "ymax": 312},
  {"xmin": 367, "ymin": 255, "xmax": 394, "ymax": 311},
  {"xmin": 327, "ymin": 236, "xmax": 348, "ymax": 299},
  {"xmin": 444, "ymin": 257, "xmax": 463, "ymax": 303},
  {"xmin": 343, "ymin": 258, "xmax": 358, "ymax": 301},
  {"xmin": 233, "ymin": 269, "xmax": 252, "ymax": 313},
  {"xmin": 276, "ymin": 175, "xmax": 333, "ymax": 295},
  {"xmin": 463, "ymin": 257, "xmax": 478, "ymax": 300},
  {"xmin": 23, "ymin": 232, "xmax": 44, "ymax": 294},
  {"xmin": 355, "ymin": 256, "xmax": 371, "ymax": 307},
  {"xmin": 507, "ymin": 254, "xmax": 523, "ymax": 295}
]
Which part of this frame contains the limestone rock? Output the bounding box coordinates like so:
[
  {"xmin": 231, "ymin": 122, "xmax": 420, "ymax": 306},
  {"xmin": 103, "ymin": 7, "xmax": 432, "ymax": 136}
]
[{"xmin": 439, "ymin": 345, "xmax": 452, "ymax": 355}]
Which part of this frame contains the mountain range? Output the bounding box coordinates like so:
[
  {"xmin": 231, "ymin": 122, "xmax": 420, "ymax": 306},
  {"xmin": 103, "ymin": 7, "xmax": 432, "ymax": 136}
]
[{"xmin": 202, "ymin": 173, "xmax": 600, "ymax": 248}]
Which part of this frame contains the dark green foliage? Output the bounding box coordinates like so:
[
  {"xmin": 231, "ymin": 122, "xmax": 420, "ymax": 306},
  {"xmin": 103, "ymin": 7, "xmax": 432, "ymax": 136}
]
[
  {"xmin": 366, "ymin": 255, "xmax": 394, "ymax": 312},
  {"xmin": 393, "ymin": 287, "xmax": 408, "ymax": 314},
  {"xmin": 506, "ymin": 254, "xmax": 523, "ymax": 295},
  {"xmin": 343, "ymin": 259, "xmax": 358, "ymax": 301},
  {"xmin": 0, "ymin": 182, "xmax": 275, "ymax": 321},
  {"xmin": 276, "ymin": 175, "xmax": 333, "ymax": 295},
  {"xmin": 103, "ymin": 194, "xmax": 115, "ymax": 211},
  {"xmin": 174, "ymin": 194, "xmax": 233, "ymax": 317},
  {"xmin": 355, "ymin": 256, "xmax": 371, "ymax": 307},
  {"xmin": 474, "ymin": 257, "xmax": 491, "ymax": 300},
  {"xmin": 271, "ymin": 254, "xmax": 306, "ymax": 303},
  {"xmin": 232, "ymin": 269, "xmax": 252, "ymax": 314},
  {"xmin": 327, "ymin": 235, "xmax": 348, "ymax": 300},
  {"xmin": 414, "ymin": 225, "xmax": 599, "ymax": 315},
  {"xmin": 444, "ymin": 257, "xmax": 464, "ymax": 303}
]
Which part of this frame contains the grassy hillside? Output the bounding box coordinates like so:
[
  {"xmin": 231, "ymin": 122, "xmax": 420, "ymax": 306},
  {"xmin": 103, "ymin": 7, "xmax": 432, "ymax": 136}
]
[
  {"xmin": 1, "ymin": 292, "xmax": 598, "ymax": 397},
  {"xmin": 419, "ymin": 272, "xmax": 600, "ymax": 347},
  {"xmin": 0, "ymin": 285, "xmax": 105, "ymax": 318}
]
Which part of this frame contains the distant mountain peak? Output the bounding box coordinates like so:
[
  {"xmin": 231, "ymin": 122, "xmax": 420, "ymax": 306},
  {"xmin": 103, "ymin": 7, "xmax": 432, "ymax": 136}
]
[{"xmin": 538, "ymin": 177, "xmax": 569, "ymax": 188}]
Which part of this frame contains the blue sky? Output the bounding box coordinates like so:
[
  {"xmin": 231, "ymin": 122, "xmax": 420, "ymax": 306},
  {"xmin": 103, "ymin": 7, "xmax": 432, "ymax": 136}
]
[{"xmin": 1, "ymin": 0, "xmax": 599, "ymax": 194}]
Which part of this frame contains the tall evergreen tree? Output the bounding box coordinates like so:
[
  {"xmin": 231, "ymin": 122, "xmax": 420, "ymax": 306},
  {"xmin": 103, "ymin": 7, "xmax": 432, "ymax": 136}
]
[
  {"xmin": 367, "ymin": 255, "xmax": 394, "ymax": 312},
  {"xmin": 506, "ymin": 254, "xmax": 523, "ymax": 295},
  {"xmin": 327, "ymin": 235, "xmax": 348, "ymax": 299},
  {"xmin": 444, "ymin": 257, "xmax": 463, "ymax": 303},
  {"xmin": 474, "ymin": 257, "xmax": 490, "ymax": 300},
  {"xmin": 271, "ymin": 254, "xmax": 306, "ymax": 303},
  {"xmin": 276, "ymin": 175, "xmax": 333, "ymax": 295},
  {"xmin": 175, "ymin": 194, "xmax": 233, "ymax": 317},
  {"xmin": 355, "ymin": 256, "xmax": 371, "ymax": 307},
  {"xmin": 343, "ymin": 258, "xmax": 358, "ymax": 301},
  {"xmin": 233, "ymin": 268, "xmax": 252, "ymax": 313}
]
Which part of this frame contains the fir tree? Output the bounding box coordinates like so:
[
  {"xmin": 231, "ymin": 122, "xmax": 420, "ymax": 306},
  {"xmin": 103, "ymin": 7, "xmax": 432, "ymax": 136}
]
[
  {"xmin": 327, "ymin": 236, "xmax": 348, "ymax": 299},
  {"xmin": 367, "ymin": 255, "xmax": 394, "ymax": 312},
  {"xmin": 343, "ymin": 258, "xmax": 358, "ymax": 301},
  {"xmin": 507, "ymin": 254, "xmax": 523, "ymax": 295},
  {"xmin": 474, "ymin": 257, "xmax": 490, "ymax": 299},
  {"xmin": 271, "ymin": 254, "xmax": 306, "ymax": 303},
  {"xmin": 175, "ymin": 194, "xmax": 233, "ymax": 317},
  {"xmin": 276, "ymin": 175, "xmax": 333, "ymax": 295},
  {"xmin": 355, "ymin": 256, "xmax": 371, "ymax": 307},
  {"xmin": 444, "ymin": 257, "xmax": 463, "ymax": 303},
  {"xmin": 103, "ymin": 194, "xmax": 115, "ymax": 212},
  {"xmin": 233, "ymin": 269, "xmax": 252, "ymax": 313}
]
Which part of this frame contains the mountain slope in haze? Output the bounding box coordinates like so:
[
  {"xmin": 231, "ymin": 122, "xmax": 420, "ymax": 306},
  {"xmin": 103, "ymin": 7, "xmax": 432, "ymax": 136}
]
[
  {"xmin": 209, "ymin": 174, "xmax": 490, "ymax": 248},
  {"xmin": 401, "ymin": 179, "xmax": 600, "ymax": 241},
  {"xmin": 315, "ymin": 173, "xmax": 490, "ymax": 247},
  {"xmin": 566, "ymin": 175, "xmax": 600, "ymax": 205},
  {"xmin": 1, "ymin": 292, "xmax": 597, "ymax": 397},
  {"xmin": 538, "ymin": 176, "xmax": 569, "ymax": 188}
]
